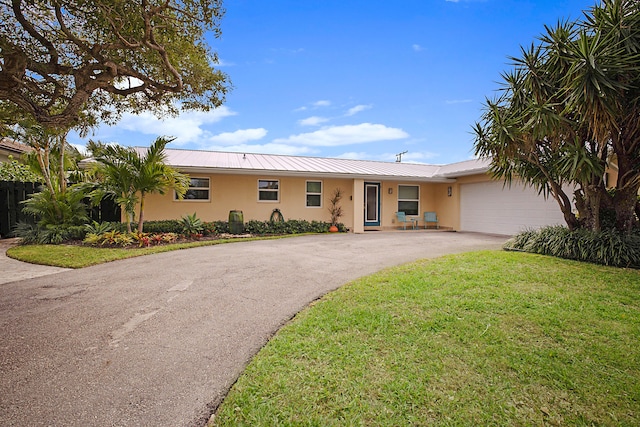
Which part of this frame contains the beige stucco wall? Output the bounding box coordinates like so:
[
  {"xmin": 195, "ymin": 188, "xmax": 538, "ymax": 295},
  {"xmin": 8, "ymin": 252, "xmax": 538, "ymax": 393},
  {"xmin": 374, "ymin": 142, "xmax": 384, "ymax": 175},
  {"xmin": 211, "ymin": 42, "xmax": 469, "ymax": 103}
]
[
  {"xmin": 138, "ymin": 172, "xmax": 499, "ymax": 232},
  {"xmin": 140, "ymin": 174, "xmax": 356, "ymax": 228},
  {"xmin": 0, "ymin": 151, "xmax": 12, "ymax": 163}
]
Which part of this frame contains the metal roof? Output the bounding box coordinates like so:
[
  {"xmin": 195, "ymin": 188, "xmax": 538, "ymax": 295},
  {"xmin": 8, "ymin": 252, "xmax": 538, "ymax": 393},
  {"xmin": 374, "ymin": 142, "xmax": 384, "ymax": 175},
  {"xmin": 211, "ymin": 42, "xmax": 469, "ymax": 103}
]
[
  {"xmin": 0, "ymin": 138, "xmax": 31, "ymax": 155},
  {"xmin": 134, "ymin": 147, "xmax": 490, "ymax": 182}
]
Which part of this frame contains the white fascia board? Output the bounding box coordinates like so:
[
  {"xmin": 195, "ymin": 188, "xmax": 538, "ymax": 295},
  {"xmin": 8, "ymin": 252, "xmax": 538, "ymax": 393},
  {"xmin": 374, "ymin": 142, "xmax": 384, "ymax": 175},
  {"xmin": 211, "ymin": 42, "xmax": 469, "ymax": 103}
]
[{"xmin": 176, "ymin": 166, "xmax": 456, "ymax": 183}]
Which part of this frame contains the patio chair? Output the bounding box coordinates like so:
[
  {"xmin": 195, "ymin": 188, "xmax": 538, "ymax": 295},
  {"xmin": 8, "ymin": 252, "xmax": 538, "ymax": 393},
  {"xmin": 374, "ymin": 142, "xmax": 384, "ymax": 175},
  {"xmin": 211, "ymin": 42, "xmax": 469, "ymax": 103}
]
[
  {"xmin": 395, "ymin": 212, "xmax": 417, "ymax": 230},
  {"xmin": 423, "ymin": 211, "xmax": 439, "ymax": 229}
]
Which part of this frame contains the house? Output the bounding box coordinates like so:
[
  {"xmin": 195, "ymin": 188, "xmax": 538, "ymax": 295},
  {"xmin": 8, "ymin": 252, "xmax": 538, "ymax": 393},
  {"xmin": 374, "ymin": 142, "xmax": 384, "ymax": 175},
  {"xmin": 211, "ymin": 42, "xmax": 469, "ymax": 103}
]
[
  {"xmin": 138, "ymin": 148, "xmax": 568, "ymax": 236},
  {"xmin": 0, "ymin": 138, "xmax": 30, "ymax": 163}
]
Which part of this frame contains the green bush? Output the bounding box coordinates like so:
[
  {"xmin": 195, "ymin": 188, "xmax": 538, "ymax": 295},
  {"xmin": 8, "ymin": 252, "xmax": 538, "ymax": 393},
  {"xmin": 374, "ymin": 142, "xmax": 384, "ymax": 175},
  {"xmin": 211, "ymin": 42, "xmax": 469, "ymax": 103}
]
[
  {"xmin": 14, "ymin": 222, "xmax": 86, "ymax": 244},
  {"xmin": 242, "ymin": 219, "xmax": 342, "ymax": 235},
  {"xmin": 504, "ymin": 226, "xmax": 640, "ymax": 268},
  {"xmin": 140, "ymin": 220, "xmax": 182, "ymax": 234}
]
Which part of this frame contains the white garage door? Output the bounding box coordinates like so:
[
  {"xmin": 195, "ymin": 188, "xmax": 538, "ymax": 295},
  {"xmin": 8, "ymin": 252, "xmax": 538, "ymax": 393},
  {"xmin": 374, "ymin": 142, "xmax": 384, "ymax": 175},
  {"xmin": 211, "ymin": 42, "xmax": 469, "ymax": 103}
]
[{"xmin": 460, "ymin": 181, "xmax": 566, "ymax": 235}]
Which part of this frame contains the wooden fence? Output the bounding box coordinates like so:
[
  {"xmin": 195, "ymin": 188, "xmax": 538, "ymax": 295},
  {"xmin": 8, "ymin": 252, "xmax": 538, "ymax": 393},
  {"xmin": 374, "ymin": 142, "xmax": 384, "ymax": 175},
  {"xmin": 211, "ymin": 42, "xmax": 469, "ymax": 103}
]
[
  {"xmin": 0, "ymin": 181, "xmax": 121, "ymax": 238},
  {"xmin": 0, "ymin": 180, "xmax": 38, "ymax": 237}
]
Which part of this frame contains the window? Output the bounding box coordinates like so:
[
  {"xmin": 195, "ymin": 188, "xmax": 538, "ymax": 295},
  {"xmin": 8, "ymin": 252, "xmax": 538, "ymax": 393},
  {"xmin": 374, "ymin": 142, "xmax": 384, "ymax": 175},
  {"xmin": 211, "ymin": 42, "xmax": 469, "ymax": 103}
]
[
  {"xmin": 306, "ymin": 181, "xmax": 322, "ymax": 207},
  {"xmin": 398, "ymin": 185, "xmax": 419, "ymax": 216},
  {"xmin": 177, "ymin": 177, "xmax": 210, "ymax": 201},
  {"xmin": 258, "ymin": 179, "xmax": 279, "ymax": 201}
]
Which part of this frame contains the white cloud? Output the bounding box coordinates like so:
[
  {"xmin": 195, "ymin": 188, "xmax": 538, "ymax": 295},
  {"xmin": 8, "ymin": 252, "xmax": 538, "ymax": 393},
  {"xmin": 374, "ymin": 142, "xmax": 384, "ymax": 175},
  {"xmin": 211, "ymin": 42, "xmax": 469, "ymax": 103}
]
[
  {"xmin": 114, "ymin": 76, "xmax": 144, "ymax": 90},
  {"xmin": 298, "ymin": 116, "xmax": 330, "ymax": 126},
  {"xmin": 69, "ymin": 143, "xmax": 88, "ymax": 155},
  {"xmin": 295, "ymin": 99, "xmax": 332, "ymax": 112},
  {"xmin": 412, "ymin": 44, "xmax": 424, "ymax": 52},
  {"xmin": 273, "ymin": 123, "xmax": 409, "ymax": 147},
  {"xmin": 337, "ymin": 150, "xmax": 437, "ymax": 163},
  {"xmin": 116, "ymin": 106, "xmax": 237, "ymax": 145},
  {"xmin": 203, "ymin": 142, "xmax": 314, "ymax": 156},
  {"xmin": 401, "ymin": 151, "xmax": 439, "ymax": 163},
  {"xmin": 445, "ymin": 99, "xmax": 473, "ymax": 105},
  {"xmin": 215, "ymin": 58, "xmax": 235, "ymax": 67},
  {"xmin": 207, "ymin": 128, "xmax": 268, "ymax": 145},
  {"xmin": 345, "ymin": 104, "xmax": 372, "ymax": 116}
]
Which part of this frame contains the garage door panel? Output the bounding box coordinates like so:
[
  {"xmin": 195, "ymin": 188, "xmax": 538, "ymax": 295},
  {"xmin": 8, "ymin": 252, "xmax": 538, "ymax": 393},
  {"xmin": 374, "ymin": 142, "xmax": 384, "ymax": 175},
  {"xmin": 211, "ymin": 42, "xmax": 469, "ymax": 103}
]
[{"xmin": 460, "ymin": 181, "xmax": 566, "ymax": 235}]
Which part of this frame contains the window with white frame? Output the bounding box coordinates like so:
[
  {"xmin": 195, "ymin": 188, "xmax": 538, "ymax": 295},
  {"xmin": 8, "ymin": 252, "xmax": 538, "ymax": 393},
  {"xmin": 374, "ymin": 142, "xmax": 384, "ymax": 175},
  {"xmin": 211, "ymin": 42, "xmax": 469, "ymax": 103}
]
[
  {"xmin": 258, "ymin": 179, "xmax": 279, "ymax": 201},
  {"xmin": 306, "ymin": 180, "xmax": 322, "ymax": 207},
  {"xmin": 177, "ymin": 177, "xmax": 210, "ymax": 201},
  {"xmin": 398, "ymin": 185, "xmax": 419, "ymax": 216}
]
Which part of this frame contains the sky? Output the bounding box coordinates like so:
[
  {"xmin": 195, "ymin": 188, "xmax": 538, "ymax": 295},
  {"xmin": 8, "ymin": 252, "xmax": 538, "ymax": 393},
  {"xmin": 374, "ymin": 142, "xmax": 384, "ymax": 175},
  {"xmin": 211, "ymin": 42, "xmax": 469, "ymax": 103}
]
[{"xmin": 69, "ymin": 0, "xmax": 596, "ymax": 165}]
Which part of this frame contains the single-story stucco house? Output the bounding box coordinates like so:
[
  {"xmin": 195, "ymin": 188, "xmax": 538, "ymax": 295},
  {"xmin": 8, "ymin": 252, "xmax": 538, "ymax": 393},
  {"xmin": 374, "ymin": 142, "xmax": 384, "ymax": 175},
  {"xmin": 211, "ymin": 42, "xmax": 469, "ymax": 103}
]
[
  {"xmin": 0, "ymin": 138, "xmax": 30, "ymax": 163},
  {"xmin": 137, "ymin": 148, "xmax": 568, "ymax": 236}
]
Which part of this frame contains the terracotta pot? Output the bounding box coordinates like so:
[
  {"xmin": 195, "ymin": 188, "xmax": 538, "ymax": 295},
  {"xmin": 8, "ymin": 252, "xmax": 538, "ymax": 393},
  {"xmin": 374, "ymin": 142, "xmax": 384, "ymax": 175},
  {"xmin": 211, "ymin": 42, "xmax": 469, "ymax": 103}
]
[{"xmin": 329, "ymin": 225, "xmax": 339, "ymax": 232}]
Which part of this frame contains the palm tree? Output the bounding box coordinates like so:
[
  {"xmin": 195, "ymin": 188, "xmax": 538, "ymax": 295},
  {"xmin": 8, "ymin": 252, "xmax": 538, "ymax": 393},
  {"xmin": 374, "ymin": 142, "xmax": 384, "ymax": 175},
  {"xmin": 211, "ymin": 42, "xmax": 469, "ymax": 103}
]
[
  {"xmin": 133, "ymin": 137, "xmax": 189, "ymax": 233},
  {"xmin": 88, "ymin": 137, "xmax": 189, "ymax": 233},
  {"xmin": 474, "ymin": 0, "xmax": 640, "ymax": 233}
]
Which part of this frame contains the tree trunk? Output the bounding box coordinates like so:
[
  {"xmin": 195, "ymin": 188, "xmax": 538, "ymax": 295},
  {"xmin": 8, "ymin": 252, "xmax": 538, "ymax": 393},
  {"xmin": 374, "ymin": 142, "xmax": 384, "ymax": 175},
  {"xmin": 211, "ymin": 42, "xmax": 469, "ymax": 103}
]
[
  {"xmin": 613, "ymin": 187, "xmax": 638, "ymax": 234},
  {"xmin": 548, "ymin": 181, "xmax": 579, "ymax": 230},
  {"xmin": 613, "ymin": 151, "xmax": 640, "ymax": 234},
  {"xmin": 137, "ymin": 192, "xmax": 146, "ymax": 234},
  {"xmin": 57, "ymin": 133, "xmax": 67, "ymax": 194}
]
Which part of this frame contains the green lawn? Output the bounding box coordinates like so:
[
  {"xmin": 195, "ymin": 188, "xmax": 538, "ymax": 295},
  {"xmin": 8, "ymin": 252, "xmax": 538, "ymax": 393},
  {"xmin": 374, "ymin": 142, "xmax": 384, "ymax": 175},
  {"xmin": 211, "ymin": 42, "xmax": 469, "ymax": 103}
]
[
  {"xmin": 6, "ymin": 235, "xmax": 289, "ymax": 268},
  {"xmin": 214, "ymin": 251, "xmax": 640, "ymax": 426}
]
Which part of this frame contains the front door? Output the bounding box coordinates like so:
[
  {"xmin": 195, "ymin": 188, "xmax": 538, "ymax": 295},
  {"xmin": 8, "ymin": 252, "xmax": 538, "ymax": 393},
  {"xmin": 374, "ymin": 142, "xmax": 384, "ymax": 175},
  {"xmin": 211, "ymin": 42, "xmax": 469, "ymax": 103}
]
[{"xmin": 364, "ymin": 182, "xmax": 381, "ymax": 226}]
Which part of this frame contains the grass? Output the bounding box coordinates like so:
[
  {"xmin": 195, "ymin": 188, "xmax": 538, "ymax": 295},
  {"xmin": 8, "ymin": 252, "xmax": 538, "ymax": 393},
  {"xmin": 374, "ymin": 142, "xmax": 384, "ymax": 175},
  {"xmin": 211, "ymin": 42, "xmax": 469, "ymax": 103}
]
[
  {"xmin": 214, "ymin": 251, "xmax": 640, "ymax": 426},
  {"xmin": 6, "ymin": 235, "xmax": 294, "ymax": 268}
]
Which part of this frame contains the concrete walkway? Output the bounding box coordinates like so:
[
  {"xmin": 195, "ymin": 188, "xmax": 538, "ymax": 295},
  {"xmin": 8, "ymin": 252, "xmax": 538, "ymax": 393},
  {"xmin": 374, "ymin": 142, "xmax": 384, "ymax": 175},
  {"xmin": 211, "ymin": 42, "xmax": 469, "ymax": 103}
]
[
  {"xmin": 0, "ymin": 232, "xmax": 506, "ymax": 427},
  {"xmin": 0, "ymin": 238, "xmax": 71, "ymax": 284}
]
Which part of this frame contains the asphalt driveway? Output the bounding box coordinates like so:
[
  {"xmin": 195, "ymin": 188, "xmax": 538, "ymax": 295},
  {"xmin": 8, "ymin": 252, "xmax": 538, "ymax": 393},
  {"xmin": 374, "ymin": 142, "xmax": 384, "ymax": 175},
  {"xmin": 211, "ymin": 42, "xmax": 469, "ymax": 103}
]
[{"xmin": 0, "ymin": 231, "xmax": 506, "ymax": 426}]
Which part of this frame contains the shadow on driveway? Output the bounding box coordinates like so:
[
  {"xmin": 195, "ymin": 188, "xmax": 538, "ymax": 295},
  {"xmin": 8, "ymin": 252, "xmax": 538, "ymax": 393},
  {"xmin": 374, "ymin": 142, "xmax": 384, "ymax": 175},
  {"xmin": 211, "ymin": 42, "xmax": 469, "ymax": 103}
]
[{"xmin": 0, "ymin": 232, "xmax": 506, "ymax": 426}]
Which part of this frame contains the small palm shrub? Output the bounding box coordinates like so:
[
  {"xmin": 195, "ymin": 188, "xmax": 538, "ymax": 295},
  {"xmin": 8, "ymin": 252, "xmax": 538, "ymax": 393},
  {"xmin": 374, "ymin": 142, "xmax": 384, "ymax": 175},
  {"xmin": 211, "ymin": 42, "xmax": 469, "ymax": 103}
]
[
  {"xmin": 14, "ymin": 186, "xmax": 90, "ymax": 244},
  {"xmin": 84, "ymin": 221, "xmax": 114, "ymax": 235},
  {"xmin": 504, "ymin": 226, "xmax": 640, "ymax": 268}
]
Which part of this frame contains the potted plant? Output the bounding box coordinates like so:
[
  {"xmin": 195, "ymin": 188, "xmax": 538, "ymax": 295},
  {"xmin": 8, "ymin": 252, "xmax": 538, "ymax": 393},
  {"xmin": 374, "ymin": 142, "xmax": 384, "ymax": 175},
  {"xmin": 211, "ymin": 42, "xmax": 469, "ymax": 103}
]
[{"xmin": 327, "ymin": 188, "xmax": 343, "ymax": 232}]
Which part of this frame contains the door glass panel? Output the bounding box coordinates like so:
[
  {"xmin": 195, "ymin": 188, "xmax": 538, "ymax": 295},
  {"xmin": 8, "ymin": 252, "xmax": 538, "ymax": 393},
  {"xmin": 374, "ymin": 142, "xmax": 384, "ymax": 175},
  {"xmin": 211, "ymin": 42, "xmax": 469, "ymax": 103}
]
[{"xmin": 366, "ymin": 185, "xmax": 378, "ymax": 221}]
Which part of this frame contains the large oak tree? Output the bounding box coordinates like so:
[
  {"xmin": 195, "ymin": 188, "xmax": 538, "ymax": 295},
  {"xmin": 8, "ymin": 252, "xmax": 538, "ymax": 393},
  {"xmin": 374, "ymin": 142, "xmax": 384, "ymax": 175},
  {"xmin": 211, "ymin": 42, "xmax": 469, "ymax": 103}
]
[
  {"xmin": 0, "ymin": 0, "xmax": 230, "ymax": 131},
  {"xmin": 1, "ymin": 0, "xmax": 230, "ymax": 225}
]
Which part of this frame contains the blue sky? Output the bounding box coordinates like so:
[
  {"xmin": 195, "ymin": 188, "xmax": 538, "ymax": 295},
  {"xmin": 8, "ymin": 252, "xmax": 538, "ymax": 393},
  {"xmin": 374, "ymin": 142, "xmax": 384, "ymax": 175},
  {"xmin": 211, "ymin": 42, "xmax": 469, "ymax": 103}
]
[{"xmin": 69, "ymin": 0, "xmax": 595, "ymax": 165}]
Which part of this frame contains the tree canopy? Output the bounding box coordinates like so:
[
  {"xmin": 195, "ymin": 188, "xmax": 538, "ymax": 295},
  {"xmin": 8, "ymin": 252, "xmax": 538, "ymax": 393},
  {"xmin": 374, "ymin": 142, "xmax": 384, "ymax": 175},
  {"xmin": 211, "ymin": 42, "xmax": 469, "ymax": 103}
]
[
  {"xmin": 474, "ymin": 0, "xmax": 640, "ymax": 234},
  {"xmin": 0, "ymin": 0, "xmax": 230, "ymax": 132}
]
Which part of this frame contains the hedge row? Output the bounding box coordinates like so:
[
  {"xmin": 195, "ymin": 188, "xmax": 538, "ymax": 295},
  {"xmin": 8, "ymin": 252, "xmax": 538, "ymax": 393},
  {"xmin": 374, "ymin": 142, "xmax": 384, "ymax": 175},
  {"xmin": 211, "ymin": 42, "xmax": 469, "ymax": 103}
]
[
  {"xmin": 133, "ymin": 219, "xmax": 345, "ymax": 235},
  {"xmin": 504, "ymin": 226, "xmax": 640, "ymax": 269}
]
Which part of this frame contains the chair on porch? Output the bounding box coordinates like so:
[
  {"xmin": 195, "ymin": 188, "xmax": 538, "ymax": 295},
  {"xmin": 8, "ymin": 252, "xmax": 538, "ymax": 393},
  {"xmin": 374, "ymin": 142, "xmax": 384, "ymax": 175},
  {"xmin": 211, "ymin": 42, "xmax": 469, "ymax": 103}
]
[
  {"xmin": 396, "ymin": 212, "xmax": 417, "ymax": 230},
  {"xmin": 423, "ymin": 211, "xmax": 439, "ymax": 229}
]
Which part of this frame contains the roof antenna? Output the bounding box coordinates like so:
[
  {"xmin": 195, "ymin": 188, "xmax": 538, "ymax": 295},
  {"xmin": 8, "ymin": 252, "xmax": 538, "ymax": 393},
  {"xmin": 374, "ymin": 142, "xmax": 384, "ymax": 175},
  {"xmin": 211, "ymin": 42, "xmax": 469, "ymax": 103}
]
[{"xmin": 395, "ymin": 150, "xmax": 408, "ymax": 163}]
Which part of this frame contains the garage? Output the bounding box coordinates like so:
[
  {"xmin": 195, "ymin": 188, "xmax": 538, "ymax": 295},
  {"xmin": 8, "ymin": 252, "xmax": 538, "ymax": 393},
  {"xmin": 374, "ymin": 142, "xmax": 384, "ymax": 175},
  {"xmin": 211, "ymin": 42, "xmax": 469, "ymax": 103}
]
[{"xmin": 460, "ymin": 180, "xmax": 567, "ymax": 235}]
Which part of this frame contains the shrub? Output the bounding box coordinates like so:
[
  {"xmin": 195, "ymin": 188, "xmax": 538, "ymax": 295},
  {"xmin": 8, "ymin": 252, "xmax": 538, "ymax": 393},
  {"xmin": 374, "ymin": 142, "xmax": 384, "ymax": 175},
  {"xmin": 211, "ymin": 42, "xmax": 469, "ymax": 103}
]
[
  {"xmin": 84, "ymin": 221, "xmax": 113, "ymax": 235},
  {"xmin": 141, "ymin": 220, "xmax": 182, "ymax": 234},
  {"xmin": 504, "ymin": 226, "xmax": 640, "ymax": 268},
  {"xmin": 14, "ymin": 222, "xmax": 86, "ymax": 244},
  {"xmin": 180, "ymin": 212, "xmax": 204, "ymax": 236},
  {"xmin": 83, "ymin": 231, "xmax": 180, "ymax": 247}
]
